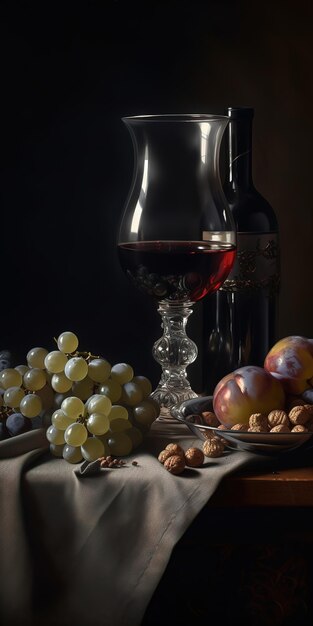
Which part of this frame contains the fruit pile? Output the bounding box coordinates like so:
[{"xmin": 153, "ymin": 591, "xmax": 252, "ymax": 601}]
[
  {"xmin": 212, "ymin": 335, "xmax": 313, "ymax": 428},
  {"xmin": 0, "ymin": 331, "xmax": 159, "ymax": 463}
]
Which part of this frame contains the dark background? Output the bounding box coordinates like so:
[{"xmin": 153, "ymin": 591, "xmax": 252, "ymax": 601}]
[{"xmin": 1, "ymin": 0, "xmax": 312, "ymax": 391}]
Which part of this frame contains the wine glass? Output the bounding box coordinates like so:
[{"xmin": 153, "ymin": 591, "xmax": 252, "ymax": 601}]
[{"xmin": 117, "ymin": 114, "xmax": 236, "ymax": 413}]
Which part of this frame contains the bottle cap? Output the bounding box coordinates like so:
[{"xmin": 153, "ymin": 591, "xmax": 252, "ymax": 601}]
[{"xmin": 227, "ymin": 106, "xmax": 254, "ymax": 119}]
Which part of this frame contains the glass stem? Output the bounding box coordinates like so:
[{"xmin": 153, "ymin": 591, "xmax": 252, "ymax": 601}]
[{"xmin": 151, "ymin": 302, "xmax": 198, "ymax": 410}]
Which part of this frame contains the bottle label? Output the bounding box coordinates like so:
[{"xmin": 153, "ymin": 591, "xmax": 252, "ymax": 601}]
[{"xmin": 221, "ymin": 232, "xmax": 280, "ymax": 294}]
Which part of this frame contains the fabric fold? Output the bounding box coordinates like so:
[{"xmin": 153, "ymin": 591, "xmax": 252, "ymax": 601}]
[{"xmin": 0, "ymin": 420, "xmax": 303, "ymax": 626}]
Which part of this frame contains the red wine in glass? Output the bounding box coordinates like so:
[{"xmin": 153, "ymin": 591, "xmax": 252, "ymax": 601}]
[{"xmin": 118, "ymin": 240, "xmax": 236, "ymax": 303}]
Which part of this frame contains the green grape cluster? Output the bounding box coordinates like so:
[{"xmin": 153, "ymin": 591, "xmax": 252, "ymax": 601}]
[{"xmin": 0, "ymin": 331, "xmax": 159, "ymax": 461}]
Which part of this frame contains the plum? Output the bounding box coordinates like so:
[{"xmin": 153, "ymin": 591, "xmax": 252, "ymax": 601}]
[
  {"xmin": 264, "ymin": 336, "xmax": 313, "ymax": 394},
  {"xmin": 213, "ymin": 365, "xmax": 285, "ymax": 428}
]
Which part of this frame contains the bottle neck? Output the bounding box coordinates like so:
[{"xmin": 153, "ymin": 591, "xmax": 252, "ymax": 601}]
[{"xmin": 228, "ymin": 117, "xmax": 253, "ymax": 190}]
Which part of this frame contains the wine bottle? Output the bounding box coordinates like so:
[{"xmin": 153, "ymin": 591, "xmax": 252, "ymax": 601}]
[{"xmin": 202, "ymin": 106, "xmax": 280, "ymax": 394}]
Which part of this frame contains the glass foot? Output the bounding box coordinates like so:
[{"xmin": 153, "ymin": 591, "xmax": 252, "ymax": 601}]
[{"xmin": 151, "ymin": 385, "xmax": 198, "ymax": 420}]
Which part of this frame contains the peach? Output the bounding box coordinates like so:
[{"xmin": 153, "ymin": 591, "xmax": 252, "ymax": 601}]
[
  {"xmin": 213, "ymin": 365, "xmax": 285, "ymax": 428},
  {"xmin": 264, "ymin": 336, "xmax": 313, "ymax": 395}
]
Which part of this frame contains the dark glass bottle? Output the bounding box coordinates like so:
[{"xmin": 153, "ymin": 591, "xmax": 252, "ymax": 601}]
[{"xmin": 202, "ymin": 106, "xmax": 280, "ymax": 394}]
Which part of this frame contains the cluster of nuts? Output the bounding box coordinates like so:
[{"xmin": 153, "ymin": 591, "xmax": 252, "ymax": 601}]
[
  {"xmin": 158, "ymin": 442, "xmax": 205, "ymax": 475},
  {"xmin": 158, "ymin": 436, "xmax": 227, "ymax": 475},
  {"xmin": 99, "ymin": 455, "xmax": 127, "ymax": 468},
  {"xmin": 230, "ymin": 403, "xmax": 313, "ymax": 434}
]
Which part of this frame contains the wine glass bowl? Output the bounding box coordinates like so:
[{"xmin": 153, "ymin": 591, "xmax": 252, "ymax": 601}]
[{"xmin": 117, "ymin": 114, "xmax": 236, "ymax": 411}]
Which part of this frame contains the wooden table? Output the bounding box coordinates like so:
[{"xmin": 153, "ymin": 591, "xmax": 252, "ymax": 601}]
[{"xmin": 209, "ymin": 465, "xmax": 313, "ymax": 507}]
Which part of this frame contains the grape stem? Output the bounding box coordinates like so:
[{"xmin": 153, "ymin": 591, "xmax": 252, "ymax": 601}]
[{"xmin": 52, "ymin": 338, "xmax": 100, "ymax": 361}]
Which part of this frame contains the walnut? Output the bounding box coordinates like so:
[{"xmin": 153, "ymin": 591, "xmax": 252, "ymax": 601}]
[
  {"xmin": 249, "ymin": 413, "xmax": 268, "ymax": 431},
  {"xmin": 184, "ymin": 447, "xmax": 204, "ymax": 467},
  {"xmin": 203, "ymin": 429, "xmax": 219, "ymax": 440},
  {"xmin": 163, "ymin": 454, "xmax": 185, "ymax": 475},
  {"xmin": 204, "ymin": 430, "xmax": 227, "ymax": 446},
  {"xmin": 158, "ymin": 449, "xmax": 175, "ymax": 464},
  {"xmin": 291, "ymin": 424, "xmax": 308, "ymax": 432},
  {"xmin": 203, "ymin": 437, "xmax": 225, "ymax": 458},
  {"xmin": 270, "ymin": 424, "xmax": 291, "ymax": 433},
  {"xmin": 288, "ymin": 405, "xmax": 310, "ymax": 425},
  {"xmin": 217, "ymin": 424, "xmax": 228, "ymax": 430},
  {"xmin": 267, "ymin": 409, "xmax": 289, "ymax": 428},
  {"xmin": 201, "ymin": 411, "xmax": 220, "ymax": 427},
  {"xmin": 231, "ymin": 423, "xmax": 248, "ymax": 431},
  {"xmin": 248, "ymin": 425, "xmax": 266, "ymax": 433},
  {"xmin": 165, "ymin": 443, "xmax": 184, "ymax": 457}
]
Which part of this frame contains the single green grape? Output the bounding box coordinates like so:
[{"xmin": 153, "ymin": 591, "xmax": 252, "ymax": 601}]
[
  {"xmin": 110, "ymin": 363, "xmax": 134, "ymax": 385},
  {"xmin": 132, "ymin": 376, "xmax": 152, "ymax": 398},
  {"xmin": 15, "ymin": 364, "xmax": 29, "ymax": 376},
  {"xmin": 86, "ymin": 412, "xmax": 110, "ymax": 436},
  {"xmin": 61, "ymin": 396, "xmax": 85, "ymax": 419},
  {"xmin": 46, "ymin": 425, "xmax": 66, "ymax": 445},
  {"xmin": 133, "ymin": 399, "xmax": 159, "ymax": 426},
  {"xmin": 44, "ymin": 350, "xmax": 68, "ymax": 374},
  {"xmin": 63, "ymin": 444, "xmax": 83, "ymax": 464},
  {"xmin": 109, "ymin": 417, "xmax": 132, "ymax": 433},
  {"xmin": 98, "ymin": 379, "xmax": 122, "ymax": 403},
  {"xmin": 81, "ymin": 437, "xmax": 105, "ymax": 462},
  {"xmin": 107, "ymin": 432, "xmax": 133, "ymax": 456},
  {"xmin": 3, "ymin": 386, "xmax": 25, "ymax": 408},
  {"xmin": 23, "ymin": 368, "xmax": 47, "ymax": 391},
  {"xmin": 64, "ymin": 357, "xmax": 88, "ymax": 382},
  {"xmin": 57, "ymin": 331, "xmax": 79, "ymax": 354},
  {"xmin": 49, "ymin": 443, "xmax": 64, "ymax": 457},
  {"xmin": 20, "ymin": 393, "xmax": 43, "ymax": 418},
  {"xmin": 51, "ymin": 409, "xmax": 74, "ymax": 430},
  {"xmin": 88, "ymin": 358, "xmax": 111, "ymax": 383},
  {"xmin": 0, "ymin": 368, "xmax": 22, "ymax": 390},
  {"xmin": 64, "ymin": 422, "xmax": 88, "ymax": 447},
  {"xmin": 51, "ymin": 372, "xmax": 73, "ymax": 393},
  {"xmin": 86, "ymin": 394, "xmax": 112, "ymax": 417},
  {"xmin": 120, "ymin": 382, "xmax": 144, "ymax": 407},
  {"xmin": 27, "ymin": 347, "xmax": 49, "ymax": 369},
  {"xmin": 108, "ymin": 405, "xmax": 129, "ymax": 421}
]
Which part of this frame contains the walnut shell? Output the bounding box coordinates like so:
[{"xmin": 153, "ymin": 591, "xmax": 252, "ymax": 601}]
[
  {"xmin": 267, "ymin": 410, "xmax": 289, "ymax": 428},
  {"xmin": 231, "ymin": 423, "xmax": 248, "ymax": 431},
  {"xmin": 165, "ymin": 443, "xmax": 184, "ymax": 457},
  {"xmin": 203, "ymin": 437, "xmax": 225, "ymax": 458},
  {"xmin": 184, "ymin": 447, "xmax": 204, "ymax": 467},
  {"xmin": 248, "ymin": 425, "xmax": 267, "ymax": 433},
  {"xmin": 289, "ymin": 405, "xmax": 311, "ymax": 425},
  {"xmin": 249, "ymin": 413, "xmax": 268, "ymax": 431},
  {"xmin": 201, "ymin": 411, "xmax": 220, "ymax": 427},
  {"xmin": 291, "ymin": 424, "xmax": 308, "ymax": 432},
  {"xmin": 158, "ymin": 449, "xmax": 175, "ymax": 464},
  {"xmin": 163, "ymin": 454, "xmax": 185, "ymax": 475},
  {"xmin": 270, "ymin": 424, "xmax": 291, "ymax": 433}
]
